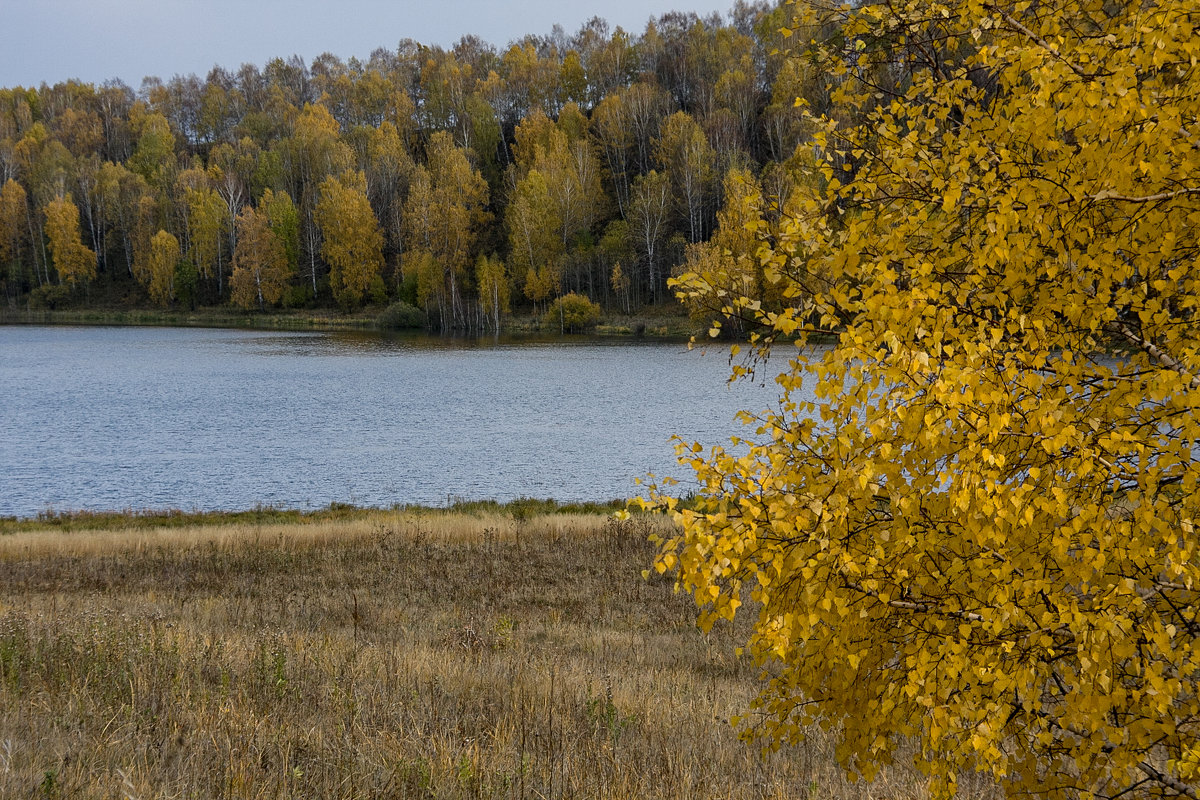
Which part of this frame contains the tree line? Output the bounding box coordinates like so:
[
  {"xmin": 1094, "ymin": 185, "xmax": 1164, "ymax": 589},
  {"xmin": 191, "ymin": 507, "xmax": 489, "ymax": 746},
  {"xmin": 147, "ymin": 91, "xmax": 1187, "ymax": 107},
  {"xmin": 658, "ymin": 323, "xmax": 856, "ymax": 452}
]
[{"xmin": 0, "ymin": 1, "xmax": 833, "ymax": 330}]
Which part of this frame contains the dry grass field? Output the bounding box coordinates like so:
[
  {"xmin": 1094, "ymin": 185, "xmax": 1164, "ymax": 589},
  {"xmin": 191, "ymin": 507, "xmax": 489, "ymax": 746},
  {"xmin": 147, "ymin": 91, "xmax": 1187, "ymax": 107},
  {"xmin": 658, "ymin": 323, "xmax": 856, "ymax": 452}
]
[{"xmin": 0, "ymin": 507, "xmax": 964, "ymax": 799}]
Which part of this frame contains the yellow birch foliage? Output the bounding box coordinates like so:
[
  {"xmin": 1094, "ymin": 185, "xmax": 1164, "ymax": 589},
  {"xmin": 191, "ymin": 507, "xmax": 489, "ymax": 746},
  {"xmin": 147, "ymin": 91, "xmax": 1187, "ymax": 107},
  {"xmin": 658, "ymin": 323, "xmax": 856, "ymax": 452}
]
[
  {"xmin": 143, "ymin": 229, "xmax": 179, "ymax": 306},
  {"xmin": 475, "ymin": 252, "xmax": 509, "ymax": 330},
  {"xmin": 508, "ymin": 170, "xmax": 562, "ymax": 303},
  {"xmin": 43, "ymin": 194, "xmax": 96, "ymax": 287},
  {"xmin": 314, "ymin": 170, "xmax": 384, "ymax": 309},
  {"xmin": 677, "ymin": 166, "xmax": 767, "ymax": 330},
  {"xmin": 130, "ymin": 195, "xmax": 159, "ymax": 290},
  {"xmin": 400, "ymin": 131, "xmax": 489, "ymax": 326},
  {"xmin": 229, "ymin": 204, "xmax": 289, "ymax": 310},
  {"xmin": 181, "ymin": 178, "xmax": 228, "ymax": 280},
  {"xmin": 0, "ymin": 179, "xmax": 28, "ymax": 266},
  {"xmin": 650, "ymin": 2, "xmax": 1200, "ymax": 798}
]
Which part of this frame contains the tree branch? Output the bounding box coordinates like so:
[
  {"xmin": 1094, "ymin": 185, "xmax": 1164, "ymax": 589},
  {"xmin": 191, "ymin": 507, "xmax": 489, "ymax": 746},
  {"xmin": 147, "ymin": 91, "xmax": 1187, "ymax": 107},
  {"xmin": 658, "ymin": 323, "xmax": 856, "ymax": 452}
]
[
  {"xmin": 1090, "ymin": 187, "xmax": 1200, "ymax": 204},
  {"xmin": 1108, "ymin": 320, "xmax": 1200, "ymax": 392},
  {"xmin": 1038, "ymin": 713, "xmax": 1200, "ymax": 800},
  {"xmin": 845, "ymin": 580, "xmax": 985, "ymax": 622},
  {"xmin": 1137, "ymin": 760, "xmax": 1200, "ymax": 800},
  {"xmin": 982, "ymin": 2, "xmax": 1102, "ymax": 81}
]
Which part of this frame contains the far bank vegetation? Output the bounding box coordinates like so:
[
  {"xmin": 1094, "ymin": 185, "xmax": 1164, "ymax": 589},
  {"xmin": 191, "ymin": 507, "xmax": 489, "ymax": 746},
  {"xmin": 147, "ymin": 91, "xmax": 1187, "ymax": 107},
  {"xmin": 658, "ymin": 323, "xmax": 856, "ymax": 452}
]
[{"xmin": 0, "ymin": 1, "xmax": 823, "ymax": 333}]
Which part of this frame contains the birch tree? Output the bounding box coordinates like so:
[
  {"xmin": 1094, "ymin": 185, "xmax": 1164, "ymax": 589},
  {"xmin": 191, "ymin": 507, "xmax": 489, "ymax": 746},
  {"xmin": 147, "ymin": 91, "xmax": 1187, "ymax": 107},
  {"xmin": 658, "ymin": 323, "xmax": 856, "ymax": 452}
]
[
  {"xmin": 651, "ymin": 2, "xmax": 1200, "ymax": 798},
  {"xmin": 230, "ymin": 204, "xmax": 289, "ymax": 310},
  {"xmin": 314, "ymin": 170, "xmax": 384, "ymax": 309},
  {"xmin": 43, "ymin": 194, "xmax": 96, "ymax": 288}
]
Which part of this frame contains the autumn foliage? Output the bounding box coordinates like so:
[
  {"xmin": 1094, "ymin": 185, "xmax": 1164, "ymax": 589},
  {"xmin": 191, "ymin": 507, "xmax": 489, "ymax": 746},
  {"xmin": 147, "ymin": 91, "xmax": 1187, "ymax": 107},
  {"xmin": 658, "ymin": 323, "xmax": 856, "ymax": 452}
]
[
  {"xmin": 651, "ymin": 1, "xmax": 1200, "ymax": 798},
  {"xmin": 0, "ymin": 5, "xmax": 818, "ymax": 325},
  {"xmin": 43, "ymin": 194, "xmax": 95, "ymax": 288},
  {"xmin": 315, "ymin": 170, "xmax": 384, "ymax": 309},
  {"xmin": 141, "ymin": 229, "xmax": 180, "ymax": 306},
  {"xmin": 230, "ymin": 201, "xmax": 290, "ymax": 309}
]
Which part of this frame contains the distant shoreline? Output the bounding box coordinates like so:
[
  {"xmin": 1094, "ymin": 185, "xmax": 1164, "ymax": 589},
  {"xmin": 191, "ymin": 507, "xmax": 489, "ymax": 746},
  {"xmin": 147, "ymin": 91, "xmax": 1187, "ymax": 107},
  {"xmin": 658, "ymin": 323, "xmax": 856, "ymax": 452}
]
[{"xmin": 0, "ymin": 307, "xmax": 703, "ymax": 340}]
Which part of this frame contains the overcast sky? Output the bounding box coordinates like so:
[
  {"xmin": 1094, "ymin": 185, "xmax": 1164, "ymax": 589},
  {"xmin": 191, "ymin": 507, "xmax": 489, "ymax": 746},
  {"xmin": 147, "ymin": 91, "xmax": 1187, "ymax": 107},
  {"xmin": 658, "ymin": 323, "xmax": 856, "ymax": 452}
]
[{"xmin": 1, "ymin": 0, "xmax": 732, "ymax": 89}]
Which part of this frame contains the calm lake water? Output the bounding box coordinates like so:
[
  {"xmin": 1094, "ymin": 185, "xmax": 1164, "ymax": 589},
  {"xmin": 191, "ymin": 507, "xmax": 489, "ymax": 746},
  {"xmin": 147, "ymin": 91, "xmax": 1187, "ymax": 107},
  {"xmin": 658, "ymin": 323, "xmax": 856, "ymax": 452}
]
[{"xmin": 0, "ymin": 326, "xmax": 782, "ymax": 518}]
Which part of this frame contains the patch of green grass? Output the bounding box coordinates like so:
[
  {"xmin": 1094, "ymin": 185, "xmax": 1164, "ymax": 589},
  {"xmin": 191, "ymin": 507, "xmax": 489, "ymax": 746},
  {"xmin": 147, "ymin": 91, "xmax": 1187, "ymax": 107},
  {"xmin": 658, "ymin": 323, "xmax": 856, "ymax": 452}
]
[
  {"xmin": 438, "ymin": 496, "xmax": 626, "ymax": 519},
  {"xmin": 0, "ymin": 498, "xmax": 629, "ymax": 534}
]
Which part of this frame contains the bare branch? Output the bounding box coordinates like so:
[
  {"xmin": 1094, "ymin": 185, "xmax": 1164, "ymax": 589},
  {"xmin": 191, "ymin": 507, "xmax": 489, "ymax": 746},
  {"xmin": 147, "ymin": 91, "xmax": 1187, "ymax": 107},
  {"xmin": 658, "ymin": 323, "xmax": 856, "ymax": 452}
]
[
  {"xmin": 1108, "ymin": 320, "xmax": 1200, "ymax": 392},
  {"xmin": 1090, "ymin": 187, "xmax": 1200, "ymax": 204},
  {"xmin": 1137, "ymin": 761, "xmax": 1200, "ymax": 800}
]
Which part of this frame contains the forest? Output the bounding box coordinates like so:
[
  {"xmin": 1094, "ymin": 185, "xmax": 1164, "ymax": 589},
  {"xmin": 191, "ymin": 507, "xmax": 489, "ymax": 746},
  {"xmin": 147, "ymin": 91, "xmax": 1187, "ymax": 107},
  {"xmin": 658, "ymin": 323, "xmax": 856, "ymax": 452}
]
[{"xmin": 0, "ymin": 0, "xmax": 832, "ymax": 331}]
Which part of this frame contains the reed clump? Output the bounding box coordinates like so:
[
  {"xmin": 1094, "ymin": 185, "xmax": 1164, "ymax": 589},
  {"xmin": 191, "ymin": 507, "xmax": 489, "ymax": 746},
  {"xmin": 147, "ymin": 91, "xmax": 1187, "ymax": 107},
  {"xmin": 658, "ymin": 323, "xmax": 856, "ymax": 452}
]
[{"xmin": 0, "ymin": 509, "xmax": 962, "ymax": 799}]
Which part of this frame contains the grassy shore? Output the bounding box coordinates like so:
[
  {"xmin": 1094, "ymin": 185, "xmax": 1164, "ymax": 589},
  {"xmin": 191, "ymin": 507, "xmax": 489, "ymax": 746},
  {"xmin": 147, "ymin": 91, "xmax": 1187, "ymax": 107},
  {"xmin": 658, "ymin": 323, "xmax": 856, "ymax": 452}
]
[
  {"xmin": 0, "ymin": 508, "xmax": 974, "ymax": 799},
  {"xmin": 0, "ymin": 306, "xmax": 703, "ymax": 340}
]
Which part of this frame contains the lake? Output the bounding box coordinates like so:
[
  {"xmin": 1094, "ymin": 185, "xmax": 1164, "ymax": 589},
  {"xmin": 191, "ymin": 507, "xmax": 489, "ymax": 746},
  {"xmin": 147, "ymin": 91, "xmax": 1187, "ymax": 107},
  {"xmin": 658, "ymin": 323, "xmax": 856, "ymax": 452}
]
[{"xmin": 0, "ymin": 326, "xmax": 782, "ymax": 518}]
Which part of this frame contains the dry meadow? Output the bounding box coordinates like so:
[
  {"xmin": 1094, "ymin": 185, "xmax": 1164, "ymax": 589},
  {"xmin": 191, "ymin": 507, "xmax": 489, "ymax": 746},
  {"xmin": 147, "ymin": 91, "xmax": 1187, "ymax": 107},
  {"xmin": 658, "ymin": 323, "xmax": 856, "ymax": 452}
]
[{"xmin": 0, "ymin": 508, "xmax": 961, "ymax": 799}]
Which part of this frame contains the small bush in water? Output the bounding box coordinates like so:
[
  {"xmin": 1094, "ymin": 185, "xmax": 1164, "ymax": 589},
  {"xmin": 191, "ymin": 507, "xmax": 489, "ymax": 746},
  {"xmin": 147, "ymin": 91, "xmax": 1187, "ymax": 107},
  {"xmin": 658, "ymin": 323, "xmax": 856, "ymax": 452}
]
[{"xmin": 377, "ymin": 300, "xmax": 426, "ymax": 329}]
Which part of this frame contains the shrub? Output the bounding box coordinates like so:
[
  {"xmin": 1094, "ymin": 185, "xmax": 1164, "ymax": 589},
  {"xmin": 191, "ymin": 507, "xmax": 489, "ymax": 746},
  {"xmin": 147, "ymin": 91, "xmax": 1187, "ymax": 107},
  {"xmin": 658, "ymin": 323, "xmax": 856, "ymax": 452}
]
[
  {"xmin": 28, "ymin": 284, "xmax": 74, "ymax": 309},
  {"xmin": 377, "ymin": 300, "xmax": 426, "ymax": 330},
  {"xmin": 542, "ymin": 292, "xmax": 601, "ymax": 333},
  {"xmin": 282, "ymin": 284, "xmax": 313, "ymax": 309}
]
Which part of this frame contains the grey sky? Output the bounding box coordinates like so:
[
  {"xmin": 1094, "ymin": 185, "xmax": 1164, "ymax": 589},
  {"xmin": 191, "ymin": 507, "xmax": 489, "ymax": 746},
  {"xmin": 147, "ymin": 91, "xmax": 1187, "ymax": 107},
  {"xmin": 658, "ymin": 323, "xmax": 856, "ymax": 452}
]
[{"xmin": 1, "ymin": 0, "xmax": 731, "ymax": 89}]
